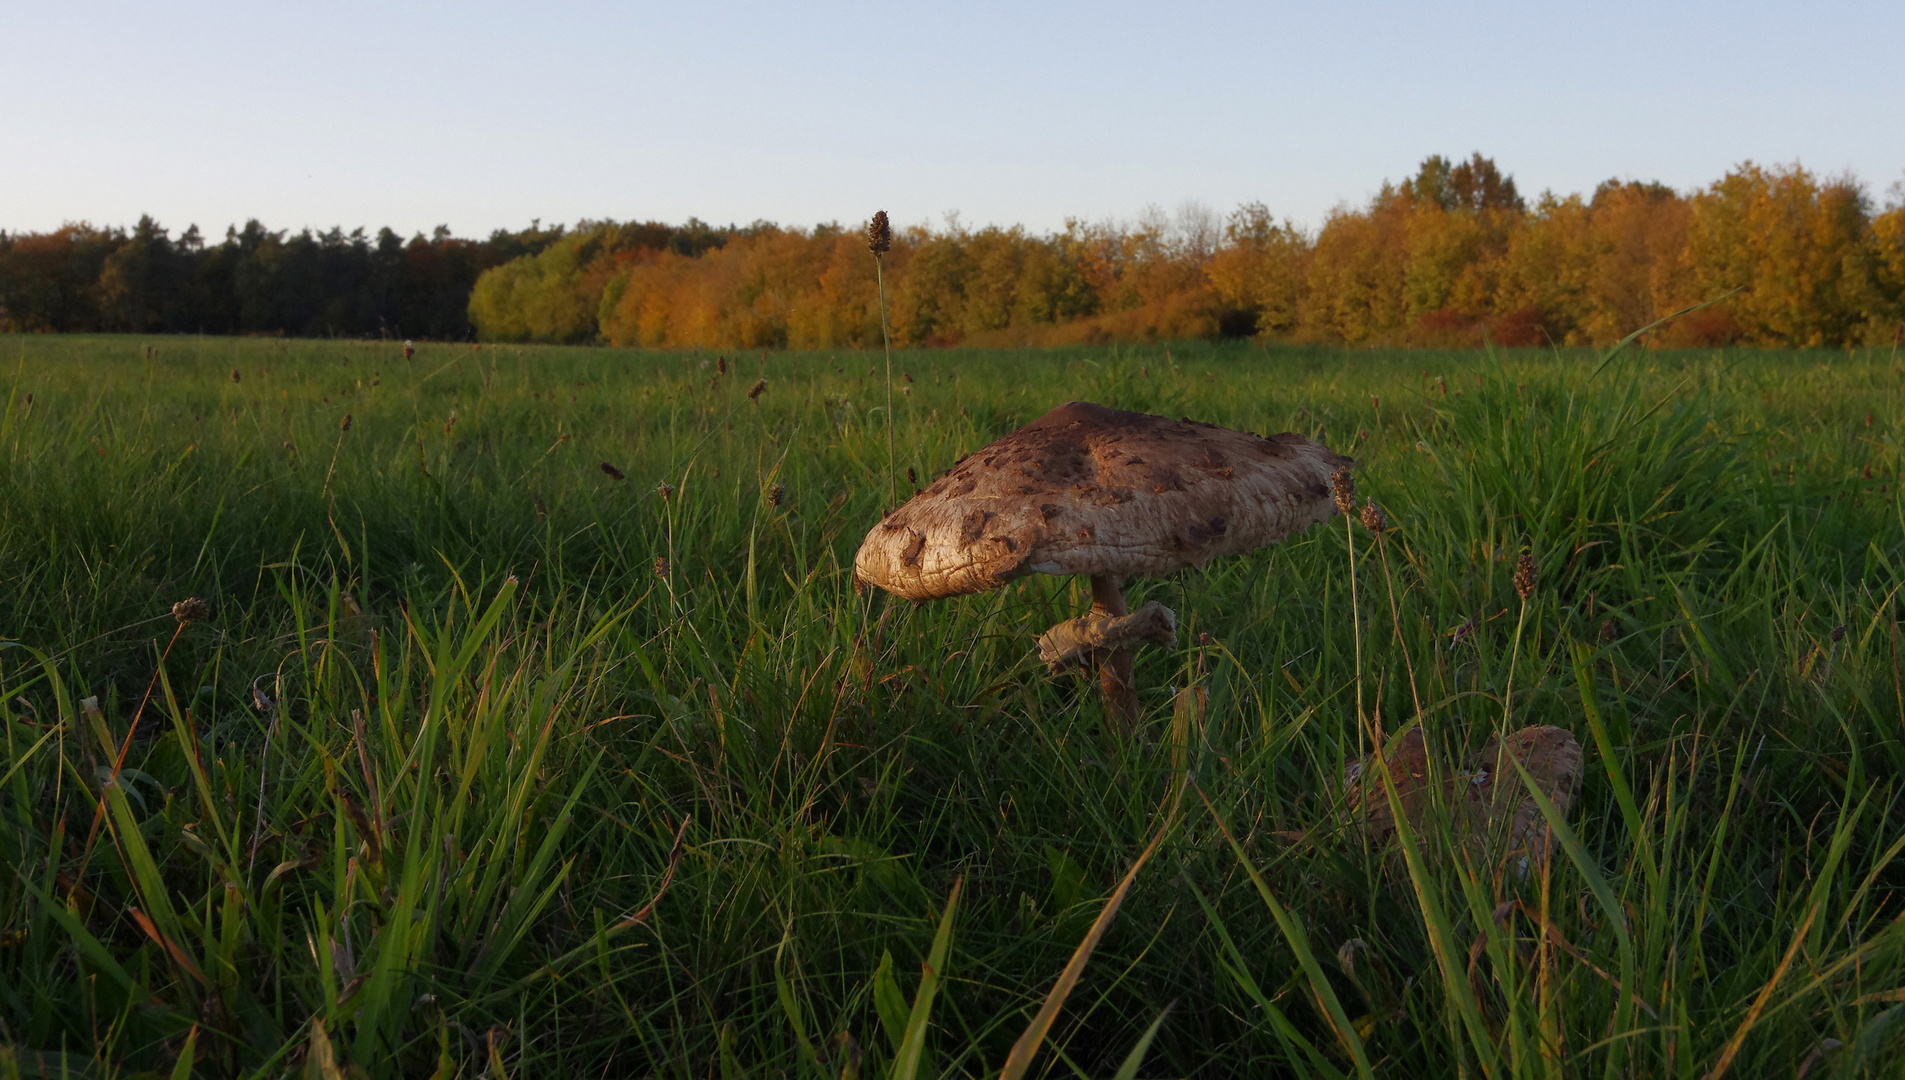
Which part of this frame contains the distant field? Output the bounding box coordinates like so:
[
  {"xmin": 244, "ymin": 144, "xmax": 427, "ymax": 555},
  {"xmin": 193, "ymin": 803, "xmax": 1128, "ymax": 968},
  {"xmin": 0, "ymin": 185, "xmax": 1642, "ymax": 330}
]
[{"xmin": 2, "ymin": 334, "xmax": 1902, "ymax": 1078}]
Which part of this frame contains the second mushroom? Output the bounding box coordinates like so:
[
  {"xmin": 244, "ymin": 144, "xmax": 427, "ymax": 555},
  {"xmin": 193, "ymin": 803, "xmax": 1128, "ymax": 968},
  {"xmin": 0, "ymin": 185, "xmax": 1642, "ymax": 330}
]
[{"xmin": 854, "ymin": 400, "xmax": 1351, "ymax": 730}]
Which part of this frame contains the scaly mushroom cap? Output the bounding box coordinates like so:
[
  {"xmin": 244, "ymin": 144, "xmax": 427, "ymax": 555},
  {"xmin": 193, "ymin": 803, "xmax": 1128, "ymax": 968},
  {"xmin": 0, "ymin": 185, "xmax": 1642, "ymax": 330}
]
[{"xmin": 854, "ymin": 401, "xmax": 1353, "ymax": 601}]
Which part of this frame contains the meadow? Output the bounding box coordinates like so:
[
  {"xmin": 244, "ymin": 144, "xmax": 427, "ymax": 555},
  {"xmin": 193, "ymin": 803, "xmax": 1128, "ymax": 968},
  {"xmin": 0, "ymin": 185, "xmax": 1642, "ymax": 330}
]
[{"xmin": 0, "ymin": 332, "xmax": 1901, "ymax": 1078}]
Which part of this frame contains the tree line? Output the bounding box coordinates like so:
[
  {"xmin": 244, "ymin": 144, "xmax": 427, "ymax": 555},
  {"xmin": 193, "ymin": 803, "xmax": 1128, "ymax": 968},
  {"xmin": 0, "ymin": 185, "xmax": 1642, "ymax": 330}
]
[
  {"xmin": 8, "ymin": 156, "xmax": 1903, "ymax": 348},
  {"xmin": 472, "ymin": 155, "xmax": 1905, "ymax": 350},
  {"xmin": 0, "ymin": 217, "xmax": 733, "ymax": 339}
]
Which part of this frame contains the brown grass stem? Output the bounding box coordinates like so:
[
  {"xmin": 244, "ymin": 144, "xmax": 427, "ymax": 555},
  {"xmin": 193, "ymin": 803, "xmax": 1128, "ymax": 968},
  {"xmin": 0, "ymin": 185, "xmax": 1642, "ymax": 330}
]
[
  {"xmin": 875, "ymin": 254, "xmax": 896, "ymax": 509},
  {"xmin": 78, "ymin": 620, "xmax": 187, "ymax": 870}
]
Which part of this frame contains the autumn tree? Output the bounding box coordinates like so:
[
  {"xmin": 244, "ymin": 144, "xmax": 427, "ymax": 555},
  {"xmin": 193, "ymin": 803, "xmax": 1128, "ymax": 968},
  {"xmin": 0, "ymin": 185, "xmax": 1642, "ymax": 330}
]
[
  {"xmin": 1687, "ymin": 163, "xmax": 1870, "ymax": 346},
  {"xmin": 1846, "ymin": 185, "xmax": 1905, "ymax": 341},
  {"xmin": 1203, "ymin": 202, "xmax": 1309, "ymax": 336}
]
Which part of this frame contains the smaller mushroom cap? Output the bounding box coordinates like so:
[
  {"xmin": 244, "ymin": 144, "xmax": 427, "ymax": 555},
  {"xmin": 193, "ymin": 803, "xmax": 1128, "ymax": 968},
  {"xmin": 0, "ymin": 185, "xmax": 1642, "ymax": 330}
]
[
  {"xmin": 1467, "ymin": 725, "xmax": 1582, "ymax": 861},
  {"xmin": 855, "ymin": 401, "xmax": 1352, "ymax": 601},
  {"xmin": 1350, "ymin": 725, "xmax": 1582, "ymax": 872}
]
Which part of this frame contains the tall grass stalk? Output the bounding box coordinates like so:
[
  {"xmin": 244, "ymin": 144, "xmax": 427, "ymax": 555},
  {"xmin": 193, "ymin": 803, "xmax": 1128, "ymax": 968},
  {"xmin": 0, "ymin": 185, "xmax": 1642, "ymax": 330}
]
[
  {"xmin": 1502, "ymin": 571, "xmax": 1532, "ymax": 734},
  {"xmin": 870, "ymin": 210, "xmax": 896, "ymax": 507}
]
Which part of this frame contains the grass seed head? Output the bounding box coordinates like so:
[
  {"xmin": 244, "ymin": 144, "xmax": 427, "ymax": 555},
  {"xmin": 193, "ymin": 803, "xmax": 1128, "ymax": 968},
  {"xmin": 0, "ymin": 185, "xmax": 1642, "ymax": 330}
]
[
  {"xmin": 1600, "ymin": 618, "xmax": 1617, "ymax": 642},
  {"xmin": 1831, "ymin": 624, "xmax": 1846, "ymax": 643},
  {"xmin": 340, "ymin": 414, "xmax": 352, "ymax": 431},
  {"xmin": 1514, "ymin": 552, "xmax": 1539, "ymax": 601},
  {"xmin": 230, "ymin": 369, "xmax": 241, "ymax": 383},
  {"xmin": 748, "ymin": 378, "xmax": 767, "ymax": 401},
  {"xmin": 1359, "ymin": 499, "xmax": 1387, "ymax": 533},
  {"xmin": 867, "ymin": 210, "xmax": 892, "ymax": 255},
  {"xmin": 600, "ymin": 462, "xmax": 625, "ymax": 480},
  {"xmin": 656, "ymin": 482, "xmax": 674, "ymax": 501},
  {"xmin": 1330, "ymin": 467, "xmax": 1356, "ymax": 517},
  {"xmin": 402, "ymin": 340, "xmax": 414, "ymax": 360},
  {"xmin": 716, "ymin": 355, "xmax": 727, "ymax": 375},
  {"xmin": 171, "ymin": 597, "xmax": 211, "ymax": 624},
  {"xmin": 654, "ymin": 556, "xmax": 668, "ymax": 578},
  {"xmin": 767, "ymin": 482, "xmax": 785, "ymax": 506}
]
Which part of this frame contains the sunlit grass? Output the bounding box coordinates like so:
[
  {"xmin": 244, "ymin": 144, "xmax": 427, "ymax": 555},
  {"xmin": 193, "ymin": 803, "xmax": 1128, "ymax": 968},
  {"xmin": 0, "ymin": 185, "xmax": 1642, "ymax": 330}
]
[{"xmin": 1, "ymin": 333, "xmax": 1902, "ymax": 1077}]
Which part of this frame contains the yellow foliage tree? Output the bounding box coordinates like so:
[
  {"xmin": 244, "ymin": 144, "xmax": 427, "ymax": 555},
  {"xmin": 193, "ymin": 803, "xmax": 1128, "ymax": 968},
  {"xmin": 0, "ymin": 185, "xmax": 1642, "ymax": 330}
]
[
  {"xmin": 1688, "ymin": 163, "xmax": 1869, "ymax": 345},
  {"xmin": 1298, "ymin": 190, "xmax": 1413, "ymax": 344},
  {"xmin": 469, "ymin": 227, "xmax": 624, "ymax": 344},
  {"xmin": 1203, "ymin": 202, "xmax": 1309, "ymax": 336}
]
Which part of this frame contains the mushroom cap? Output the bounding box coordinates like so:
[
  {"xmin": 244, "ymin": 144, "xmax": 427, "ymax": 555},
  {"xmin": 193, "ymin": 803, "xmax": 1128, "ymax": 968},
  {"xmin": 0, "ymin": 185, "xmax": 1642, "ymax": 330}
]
[
  {"xmin": 854, "ymin": 400, "xmax": 1353, "ymax": 601},
  {"xmin": 1350, "ymin": 725, "xmax": 1583, "ymax": 869}
]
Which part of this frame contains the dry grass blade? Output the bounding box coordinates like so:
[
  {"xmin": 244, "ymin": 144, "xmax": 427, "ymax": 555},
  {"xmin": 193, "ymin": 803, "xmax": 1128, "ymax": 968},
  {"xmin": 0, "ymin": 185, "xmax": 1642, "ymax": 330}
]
[
  {"xmin": 306, "ymin": 1018, "xmax": 346, "ymax": 1080},
  {"xmin": 1794, "ymin": 1038, "xmax": 1843, "ymax": 1080},
  {"xmin": 1703, "ymin": 899, "xmax": 1822, "ymax": 1080},
  {"xmin": 520, "ymin": 816, "xmax": 692, "ymax": 986},
  {"xmin": 998, "ymin": 785, "xmax": 1184, "ymax": 1080},
  {"xmin": 613, "ymin": 815, "xmax": 692, "ymax": 931},
  {"xmin": 128, "ymin": 908, "xmax": 208, "ymax": 987}
]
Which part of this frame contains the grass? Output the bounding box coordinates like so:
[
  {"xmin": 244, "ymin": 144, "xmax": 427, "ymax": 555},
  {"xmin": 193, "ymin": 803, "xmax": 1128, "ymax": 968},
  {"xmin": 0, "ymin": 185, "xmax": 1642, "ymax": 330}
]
[{"xmin": 0, "ymin": 332, "xmax": 1902, "ymax": 1078}]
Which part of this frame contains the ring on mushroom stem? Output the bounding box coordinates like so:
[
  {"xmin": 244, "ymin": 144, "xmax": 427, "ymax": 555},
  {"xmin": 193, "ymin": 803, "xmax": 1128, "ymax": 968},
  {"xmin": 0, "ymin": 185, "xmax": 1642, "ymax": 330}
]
[{"xmin": 852, "ymin": 400, "xmax": 1352, "ymax": 734}]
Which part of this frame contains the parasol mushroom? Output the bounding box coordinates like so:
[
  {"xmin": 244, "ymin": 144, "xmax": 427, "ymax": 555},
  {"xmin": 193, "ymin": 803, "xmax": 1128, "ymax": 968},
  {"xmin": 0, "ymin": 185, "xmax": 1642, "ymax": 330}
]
[
  {"xmin": 1350, "ymin": 725, "xmax": 1582, "ymax": 870},
  {"xmin": 853, "ymin": 400, "xmax": 1351, "ymax": 730}
]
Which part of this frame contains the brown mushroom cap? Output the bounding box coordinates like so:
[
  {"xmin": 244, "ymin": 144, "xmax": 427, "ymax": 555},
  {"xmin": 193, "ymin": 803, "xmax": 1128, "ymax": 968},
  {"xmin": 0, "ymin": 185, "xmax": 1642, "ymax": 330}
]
[
  {"xmin": 1351, "ymin": 725, "xmax": 1583, "ymax": 870},
  {"xmin": 854, "ymin": 400, "xmax": 1353, "ymax": 601}
]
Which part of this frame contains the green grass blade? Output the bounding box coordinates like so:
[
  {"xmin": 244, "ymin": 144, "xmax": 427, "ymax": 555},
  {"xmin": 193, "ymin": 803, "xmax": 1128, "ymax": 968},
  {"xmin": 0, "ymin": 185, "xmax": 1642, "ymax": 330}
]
[
  {"xmin": 872, "ymin": 951, "xmax": 909, "ymax": 1054},
  {"xmin": 1000, "ymin": 792, "xmax": 1183, "ymax": 1080},
  {"xmin": 1506, "ymin": 755, "xmax": 1639, "ymax": 1079},
  {"xmin": 168, "ymin": 1025, "xmax": 198, "ymax": 1080},
  {"xmin": 1108, "ymin": 1003, "xmax": 1172, "ymax": 1080},
  {"xmin": 891, "ymin": 877, "xmax": 962, "ymax": 1080},
  {"xmin": 775, "ymin": 918, "xmax": 822, "ymax": 1072},
  {"xmin": 1196, "ymin": 786, "xmax": 1373, "ymax": 1080},
  {"xmin": 1188, "ymin": 882, "xmax": 1346, "ymax": 1079}
]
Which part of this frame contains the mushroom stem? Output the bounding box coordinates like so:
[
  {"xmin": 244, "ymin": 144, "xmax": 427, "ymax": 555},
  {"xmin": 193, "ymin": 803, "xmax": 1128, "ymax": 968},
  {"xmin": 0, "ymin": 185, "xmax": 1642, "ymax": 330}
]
[{"xmin": 1090, "ymin": 574, "xmax": 1139, "ymax": 731}]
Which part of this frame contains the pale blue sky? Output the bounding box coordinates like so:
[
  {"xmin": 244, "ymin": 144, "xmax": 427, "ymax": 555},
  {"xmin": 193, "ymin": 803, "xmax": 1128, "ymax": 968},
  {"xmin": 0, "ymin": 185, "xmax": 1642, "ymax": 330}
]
[{"xmin": 5, "ymin": 1, "xmax": 1900, "ymax": 239}]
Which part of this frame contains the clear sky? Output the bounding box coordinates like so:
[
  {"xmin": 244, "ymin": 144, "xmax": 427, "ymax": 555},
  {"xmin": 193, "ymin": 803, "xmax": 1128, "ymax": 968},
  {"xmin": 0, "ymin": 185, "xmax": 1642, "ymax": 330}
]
[{"xmin": 5, "ymin": 1, "xmax": 1901, "ymax": 240}]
